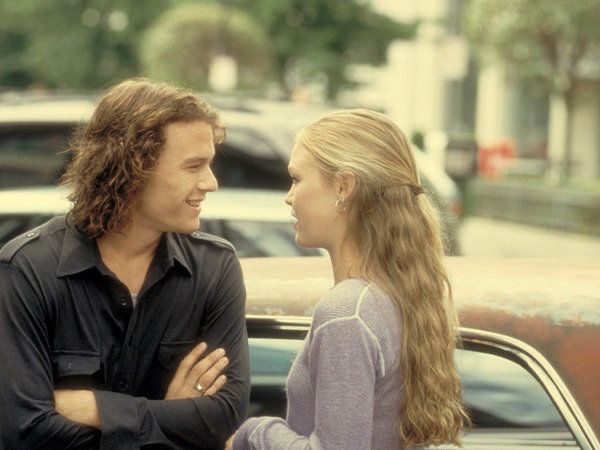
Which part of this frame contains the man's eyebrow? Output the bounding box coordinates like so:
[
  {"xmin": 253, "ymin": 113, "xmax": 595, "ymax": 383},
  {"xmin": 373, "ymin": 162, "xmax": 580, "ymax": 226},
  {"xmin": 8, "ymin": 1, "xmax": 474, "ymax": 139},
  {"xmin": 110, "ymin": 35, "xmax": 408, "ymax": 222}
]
[{"xmin": 183, "ymin": 156, "xmax": 211, "ymax": 165}]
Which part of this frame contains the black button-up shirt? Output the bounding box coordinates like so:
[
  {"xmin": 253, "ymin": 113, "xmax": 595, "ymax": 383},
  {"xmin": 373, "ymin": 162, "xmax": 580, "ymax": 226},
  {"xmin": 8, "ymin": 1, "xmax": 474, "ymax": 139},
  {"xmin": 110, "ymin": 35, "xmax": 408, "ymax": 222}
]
[{"xmin": 0, "ymin": 216, "xmax": 250, "ymax": 449}]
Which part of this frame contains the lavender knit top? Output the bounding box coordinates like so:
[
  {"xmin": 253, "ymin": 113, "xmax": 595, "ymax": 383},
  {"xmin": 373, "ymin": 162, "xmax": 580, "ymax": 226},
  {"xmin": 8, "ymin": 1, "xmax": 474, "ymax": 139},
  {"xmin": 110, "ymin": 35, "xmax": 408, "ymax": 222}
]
[{"xmin": 234, "ymin": 279, "xmax": 414, "ymax": 450}]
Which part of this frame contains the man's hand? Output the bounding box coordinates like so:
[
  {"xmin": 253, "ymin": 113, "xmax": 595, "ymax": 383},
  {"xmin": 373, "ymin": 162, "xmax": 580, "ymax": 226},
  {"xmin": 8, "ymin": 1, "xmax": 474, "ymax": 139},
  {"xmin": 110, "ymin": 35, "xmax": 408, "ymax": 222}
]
[
  {"xmin": 165, "ymin": 341, "xmax": 229, "ymax": 400},
  {"xmin": 54, "ymin": 390, "xmax": 101, "ymax": 429}
]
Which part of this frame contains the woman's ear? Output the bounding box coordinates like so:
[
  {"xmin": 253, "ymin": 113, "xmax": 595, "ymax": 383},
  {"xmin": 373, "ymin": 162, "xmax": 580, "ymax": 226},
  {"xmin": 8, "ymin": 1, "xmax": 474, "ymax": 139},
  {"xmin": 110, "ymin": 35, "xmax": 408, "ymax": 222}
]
[{"xmin": 337, "ymin": 171, "xmax": 356, "ymax": 200}]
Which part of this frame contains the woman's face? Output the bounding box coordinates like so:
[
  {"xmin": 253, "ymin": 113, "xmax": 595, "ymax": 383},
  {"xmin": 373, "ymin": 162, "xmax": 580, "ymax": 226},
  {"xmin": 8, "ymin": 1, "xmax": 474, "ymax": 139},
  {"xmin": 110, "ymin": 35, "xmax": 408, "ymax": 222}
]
[{"xmin": 285, "ymin": 144, "xmax": 344, "ymax": 251}]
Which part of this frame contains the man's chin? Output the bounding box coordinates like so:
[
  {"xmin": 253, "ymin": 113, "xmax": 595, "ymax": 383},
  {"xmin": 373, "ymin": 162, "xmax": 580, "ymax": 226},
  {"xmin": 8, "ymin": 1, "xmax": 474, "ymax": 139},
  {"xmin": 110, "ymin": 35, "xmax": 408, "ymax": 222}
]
[{"xmin": 166, "ymin": 222, "xmax": 201, "ymax": 235}]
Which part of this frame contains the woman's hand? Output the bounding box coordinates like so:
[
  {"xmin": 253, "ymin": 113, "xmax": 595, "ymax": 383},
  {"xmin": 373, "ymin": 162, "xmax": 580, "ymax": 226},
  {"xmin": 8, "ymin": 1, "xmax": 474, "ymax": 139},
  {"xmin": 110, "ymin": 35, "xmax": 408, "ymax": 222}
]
[
  {"xmin": 165, "ymin": 342, "xmax": 229, "ymax": 400},
  {"xmin": 224, "ymin": 432, "xmax": 236, "ymax": 450}
]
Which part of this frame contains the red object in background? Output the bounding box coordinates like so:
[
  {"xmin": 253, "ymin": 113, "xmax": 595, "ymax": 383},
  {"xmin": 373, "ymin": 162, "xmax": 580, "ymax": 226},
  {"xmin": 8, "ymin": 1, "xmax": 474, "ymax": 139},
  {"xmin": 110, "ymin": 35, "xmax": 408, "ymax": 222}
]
[{"xmin": 478, "ymin": 140, "xmax": 516, "ymax": 179}]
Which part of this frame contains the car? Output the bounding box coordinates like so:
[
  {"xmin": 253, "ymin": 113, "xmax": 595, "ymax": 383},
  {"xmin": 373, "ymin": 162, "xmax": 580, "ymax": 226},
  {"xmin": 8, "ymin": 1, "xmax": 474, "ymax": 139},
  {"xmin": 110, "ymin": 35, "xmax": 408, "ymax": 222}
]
[
  {"xmin": 0, "ymin": 94, "xmax": 463, "ymax": 254},
  {"xmin": 0, "ymin": 186, "xmax": 320, "ymax": 258},
  {"xmin": 241, "ymin": 256, "xmax": 600, "ymax": 449},
  {"xmin": 0, "ymin": 95, "xmax": 92, "ymax": 187}
]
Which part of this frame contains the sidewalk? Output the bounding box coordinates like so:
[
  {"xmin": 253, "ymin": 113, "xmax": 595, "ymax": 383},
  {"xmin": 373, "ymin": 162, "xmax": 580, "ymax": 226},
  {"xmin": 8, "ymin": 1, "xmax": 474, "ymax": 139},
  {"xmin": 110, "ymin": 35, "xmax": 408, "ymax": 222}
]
[{"xmin": 459, "ymin": 216, "xmax": 600, "ymax": 258}]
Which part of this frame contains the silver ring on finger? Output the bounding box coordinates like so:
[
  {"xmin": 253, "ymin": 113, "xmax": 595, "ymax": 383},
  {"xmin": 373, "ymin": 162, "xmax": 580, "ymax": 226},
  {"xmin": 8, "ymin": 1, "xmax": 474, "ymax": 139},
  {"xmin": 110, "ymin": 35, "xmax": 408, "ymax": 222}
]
[{"xmin": 194, "ymin": 381, "xmax": 204, "ymax": 394}]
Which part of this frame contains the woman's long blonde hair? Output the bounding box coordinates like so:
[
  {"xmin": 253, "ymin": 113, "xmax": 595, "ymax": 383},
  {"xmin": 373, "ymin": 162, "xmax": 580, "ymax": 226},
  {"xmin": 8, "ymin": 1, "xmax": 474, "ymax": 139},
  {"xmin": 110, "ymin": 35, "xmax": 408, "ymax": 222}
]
[{"xmin": 297, "ymin": 109, "xmax": 469, "ymax": 447}]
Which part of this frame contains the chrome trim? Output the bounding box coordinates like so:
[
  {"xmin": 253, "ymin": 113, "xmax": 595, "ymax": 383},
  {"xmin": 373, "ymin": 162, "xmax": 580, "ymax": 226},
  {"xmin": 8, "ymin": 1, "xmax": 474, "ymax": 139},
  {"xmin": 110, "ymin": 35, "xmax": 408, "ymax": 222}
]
[
  {"xmin": 246, "ymin": 314, "xmax": 312, "ymax": 339},
  {"xmin": 245, "ymin": 315, "xmax": 599, "ymax": 449},
  {"xmin": 246, "ymin": 314, "xmax": 312, "ymax": 326},
  {"xmin": 459, "ymin": 327, "xmax": 599, "ymax": 450}
]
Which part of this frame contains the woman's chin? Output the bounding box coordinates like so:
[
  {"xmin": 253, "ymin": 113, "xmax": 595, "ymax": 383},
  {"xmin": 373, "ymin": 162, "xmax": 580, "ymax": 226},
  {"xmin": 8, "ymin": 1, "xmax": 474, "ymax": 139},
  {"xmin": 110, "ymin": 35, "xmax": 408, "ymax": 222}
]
[{"xmin": 295, "ymin": 234, "xmax": 319, "ymax": 250}]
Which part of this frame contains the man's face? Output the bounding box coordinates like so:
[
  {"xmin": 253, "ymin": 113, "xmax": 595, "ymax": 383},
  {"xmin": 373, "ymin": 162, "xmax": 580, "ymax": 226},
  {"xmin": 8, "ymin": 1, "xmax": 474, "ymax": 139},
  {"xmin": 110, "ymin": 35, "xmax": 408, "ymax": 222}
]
[{"xmin": 131, "ymin": 120, "xmax": 218, "ymax": 236}]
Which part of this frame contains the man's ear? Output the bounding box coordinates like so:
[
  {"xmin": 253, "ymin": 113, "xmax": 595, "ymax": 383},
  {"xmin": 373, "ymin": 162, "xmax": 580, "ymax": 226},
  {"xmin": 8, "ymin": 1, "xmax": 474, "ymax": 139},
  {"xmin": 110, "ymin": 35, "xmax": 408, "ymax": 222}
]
[{"xmin": 337, "ymin": 171, "xmax": 356, "ymax": 200}]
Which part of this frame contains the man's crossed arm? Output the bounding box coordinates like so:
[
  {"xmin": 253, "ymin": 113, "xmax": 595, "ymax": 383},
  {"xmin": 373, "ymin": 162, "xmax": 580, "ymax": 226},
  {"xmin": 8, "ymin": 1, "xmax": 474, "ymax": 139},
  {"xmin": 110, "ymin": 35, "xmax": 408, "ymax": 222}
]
[{"xmin": 54, "ymin": 341, "xmax": 230, "ymax": 428}]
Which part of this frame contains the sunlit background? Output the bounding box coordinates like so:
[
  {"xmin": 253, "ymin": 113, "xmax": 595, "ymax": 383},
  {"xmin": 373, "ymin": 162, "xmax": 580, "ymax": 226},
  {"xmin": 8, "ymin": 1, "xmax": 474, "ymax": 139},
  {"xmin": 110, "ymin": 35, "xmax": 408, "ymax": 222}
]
[{"xmin": 1, "ymin": 0, "xmax": 599, "ymax": 257}]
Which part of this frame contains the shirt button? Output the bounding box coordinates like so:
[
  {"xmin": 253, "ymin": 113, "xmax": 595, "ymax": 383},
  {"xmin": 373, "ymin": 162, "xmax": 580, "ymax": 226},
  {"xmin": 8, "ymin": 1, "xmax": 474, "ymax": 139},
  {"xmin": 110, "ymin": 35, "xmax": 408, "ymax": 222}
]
[
  {"xmin": 118, "ymin": 380, "xmax": 128, "ymax": 391},
  {"xmin": 119, "ymin": 298, "xmax": 127, "ymax": 306}
]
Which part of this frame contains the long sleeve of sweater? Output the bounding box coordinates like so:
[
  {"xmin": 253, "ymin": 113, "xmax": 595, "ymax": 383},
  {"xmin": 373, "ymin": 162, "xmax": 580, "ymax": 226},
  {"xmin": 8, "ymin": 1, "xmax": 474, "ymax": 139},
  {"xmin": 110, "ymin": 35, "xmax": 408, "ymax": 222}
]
[{"xmin": 233, "ymin": 315, "xmax": 380, "ymax": 450}]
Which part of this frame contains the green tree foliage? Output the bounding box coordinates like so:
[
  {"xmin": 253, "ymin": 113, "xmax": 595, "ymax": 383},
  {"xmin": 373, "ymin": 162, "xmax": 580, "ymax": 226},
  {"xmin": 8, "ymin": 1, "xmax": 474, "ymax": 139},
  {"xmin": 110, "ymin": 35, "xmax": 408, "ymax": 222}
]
[
  {"xmin": 0, "ymin": 0, "xmax": 171, "ymax": 90},
  {"xmin": 465, "ymin": 0, "xmax": 600, "ymax": 95},
  {"xmin": 228, "ymin": 0, "xmax": 416, "ymax": 99},
  {"xmin": 140, "ymin": 2, "xmax": 272, "ymax": 92},
  {"xmin": 0, "ymin": 0, "xmax": 415, "ymax": 98},
  {"xmin": 465, "ymin": 0, "xmax": 600, "ymax": 179}
]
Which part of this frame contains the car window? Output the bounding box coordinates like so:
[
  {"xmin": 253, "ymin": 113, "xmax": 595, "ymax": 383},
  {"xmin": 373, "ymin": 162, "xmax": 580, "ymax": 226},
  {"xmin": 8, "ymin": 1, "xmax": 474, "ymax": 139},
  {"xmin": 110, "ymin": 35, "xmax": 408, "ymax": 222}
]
[
  {"xmin": 0, "ymin": 126, "xmax": 72, "ymax": 188},
  {"xmin": 456, "ymin": 348, "xmax": 565, "ymax": 429},
  {"xmin": 213, "ymin": 142, "xmax": 289, "ymax": 190},
  {"xmin": 221, "ymin": 220, "xmax": 321, "ymax": 257},
  {"xmin": 247, "ymin": 337, "xmax": 302, "ymax": 417},
  {"xmin": 224, "ymin": 127, "xmax": 280, "ymax": 160},
  {"xmin": 247, "ymin": 336, "xmax": 577, "ymax": 448}
]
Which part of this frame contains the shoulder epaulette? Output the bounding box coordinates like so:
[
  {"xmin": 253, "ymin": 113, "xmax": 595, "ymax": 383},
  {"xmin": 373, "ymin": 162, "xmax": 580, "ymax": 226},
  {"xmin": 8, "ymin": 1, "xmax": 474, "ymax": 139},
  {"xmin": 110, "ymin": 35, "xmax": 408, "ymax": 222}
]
[
  {"xmin": 0, "ymin": 216, "xmax": 66, "ymax": 263},
  {"xmin": 190, "ymin": 230, "xmax": 236, "ymax": 253},
  {"xmin": 0, "ymin": 229, "xmax": 41, "ymax": 263}
]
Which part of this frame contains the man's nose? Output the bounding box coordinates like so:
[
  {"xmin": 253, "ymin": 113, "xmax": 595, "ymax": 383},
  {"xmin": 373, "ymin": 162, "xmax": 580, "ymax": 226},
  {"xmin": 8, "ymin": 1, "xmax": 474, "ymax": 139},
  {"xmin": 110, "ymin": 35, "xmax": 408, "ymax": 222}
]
[{"xmin": 199, "ymin": 168, "xmax": 218, "ymax": 192}]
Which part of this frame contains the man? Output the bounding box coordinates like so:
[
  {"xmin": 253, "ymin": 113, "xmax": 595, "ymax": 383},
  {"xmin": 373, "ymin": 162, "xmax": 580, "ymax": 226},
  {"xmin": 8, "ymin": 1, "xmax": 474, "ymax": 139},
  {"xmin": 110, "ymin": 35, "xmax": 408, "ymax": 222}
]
[{"xmin": 0, "ymin": 79, "xmax": 250, "ymax": 449}]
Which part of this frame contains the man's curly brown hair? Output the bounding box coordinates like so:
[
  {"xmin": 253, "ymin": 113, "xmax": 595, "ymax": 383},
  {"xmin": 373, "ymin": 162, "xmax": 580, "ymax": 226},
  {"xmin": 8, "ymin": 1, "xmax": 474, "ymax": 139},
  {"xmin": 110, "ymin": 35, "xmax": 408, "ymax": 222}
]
[{"xmin": 61, "ymin": 78, "xmax": 225, "ymax": 239}]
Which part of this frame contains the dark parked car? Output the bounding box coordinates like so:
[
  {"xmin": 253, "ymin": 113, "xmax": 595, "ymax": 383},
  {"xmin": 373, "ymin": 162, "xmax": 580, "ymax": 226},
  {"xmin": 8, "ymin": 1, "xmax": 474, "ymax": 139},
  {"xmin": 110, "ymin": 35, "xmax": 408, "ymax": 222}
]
[
  {"xmin": 242, "ymin": 256, "xmax": 600, "ymax": 449},
  {"xmin": 0, "ymin": 186, "xmax": 321, "ymax": 258},
  {"xmin": 0, "ymin": 94, "xmax": 463, "ymax": 253}
]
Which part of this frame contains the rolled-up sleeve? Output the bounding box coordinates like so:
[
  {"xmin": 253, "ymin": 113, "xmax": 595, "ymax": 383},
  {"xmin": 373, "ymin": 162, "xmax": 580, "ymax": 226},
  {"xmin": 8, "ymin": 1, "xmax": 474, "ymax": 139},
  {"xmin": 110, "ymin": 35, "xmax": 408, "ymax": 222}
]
[{"xmin": 0, "ymin": 263, "xmax": 100, "ymax": 449}]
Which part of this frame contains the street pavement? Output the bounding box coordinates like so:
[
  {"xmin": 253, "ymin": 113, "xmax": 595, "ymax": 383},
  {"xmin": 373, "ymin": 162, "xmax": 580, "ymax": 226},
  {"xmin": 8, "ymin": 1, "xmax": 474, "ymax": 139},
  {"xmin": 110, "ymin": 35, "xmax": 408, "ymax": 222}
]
[{"xmin": 459, "ymin": 216, "xmax": 600, "ymax": 258}]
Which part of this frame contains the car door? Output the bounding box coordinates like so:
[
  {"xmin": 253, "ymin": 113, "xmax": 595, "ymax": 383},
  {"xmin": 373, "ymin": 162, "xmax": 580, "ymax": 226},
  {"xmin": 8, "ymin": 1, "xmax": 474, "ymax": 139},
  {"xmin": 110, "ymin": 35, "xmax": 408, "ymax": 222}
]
[{"xmin": 245, "ymin": 317, "xmax": 599, "ymax": 449}]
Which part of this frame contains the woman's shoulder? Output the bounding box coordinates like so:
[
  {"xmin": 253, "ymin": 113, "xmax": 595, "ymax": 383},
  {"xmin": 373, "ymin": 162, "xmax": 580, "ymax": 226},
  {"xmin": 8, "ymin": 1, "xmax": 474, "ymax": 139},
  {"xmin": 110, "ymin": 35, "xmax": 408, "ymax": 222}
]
[
  {"xmin": 313, "ymin": 278, "xmax": 366, "ymax": 319},
  {"xmin": 313, "ymin": 279, "xmax": 393, "ymax": 327},
  {"xmin": 311, "ymin": 280, "xmax": 402, "ymax": 371}
]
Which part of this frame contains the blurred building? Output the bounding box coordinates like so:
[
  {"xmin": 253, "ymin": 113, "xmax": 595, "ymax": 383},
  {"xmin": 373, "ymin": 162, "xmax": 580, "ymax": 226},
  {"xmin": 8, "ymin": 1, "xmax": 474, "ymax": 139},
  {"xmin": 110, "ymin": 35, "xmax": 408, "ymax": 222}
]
[
  {"xmin": 339, "ymin": 0, "xmax": 478, "ymax": 173},
  {"xmin": 342, "ymin": 0, "xmax": 600, "ymax": 181}
]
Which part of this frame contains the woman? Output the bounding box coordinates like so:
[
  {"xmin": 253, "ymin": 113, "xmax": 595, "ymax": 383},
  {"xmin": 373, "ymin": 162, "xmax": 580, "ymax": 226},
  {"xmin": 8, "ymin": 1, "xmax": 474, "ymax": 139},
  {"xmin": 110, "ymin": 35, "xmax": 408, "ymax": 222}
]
[{"xmin": 229, "ymin": 109, "xmax": 469, "ymax": 449}]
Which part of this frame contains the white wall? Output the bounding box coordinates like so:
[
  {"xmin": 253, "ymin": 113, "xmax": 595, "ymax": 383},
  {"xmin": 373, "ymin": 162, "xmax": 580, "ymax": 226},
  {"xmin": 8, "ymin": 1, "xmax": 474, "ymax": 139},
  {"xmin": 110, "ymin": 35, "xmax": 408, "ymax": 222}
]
[
  {"xmin": 474, "ymin": 64, "xmax": 509, "ymax": 147},
  {"xmin": 341, "ymin": 0, "xmax": 451, "ymax": 140},
  {"xmin": 570, "ymin": 80, "xmax": 600, "ymax": 180}
]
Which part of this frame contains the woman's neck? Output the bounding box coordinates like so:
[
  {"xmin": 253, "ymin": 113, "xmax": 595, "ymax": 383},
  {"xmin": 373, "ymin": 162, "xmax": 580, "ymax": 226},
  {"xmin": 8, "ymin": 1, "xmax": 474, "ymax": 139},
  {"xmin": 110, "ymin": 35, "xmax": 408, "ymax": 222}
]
[{"xmin": 328, "ymin": 239, "xmax": 363, "ymax": 285}]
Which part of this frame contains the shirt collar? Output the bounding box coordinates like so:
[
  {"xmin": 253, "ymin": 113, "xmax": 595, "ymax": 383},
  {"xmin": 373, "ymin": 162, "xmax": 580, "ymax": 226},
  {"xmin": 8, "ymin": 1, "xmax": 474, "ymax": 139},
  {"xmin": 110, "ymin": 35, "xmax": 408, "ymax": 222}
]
[
  {"xmin": 56, "ymin": 223, "xmax": 100, "ymax": 277},
  {"xmin": 164, "ymin": 232, "xmax": 193, "ymax": 276},
  {"xmin": 56, "ymin": 226, "xmax": 192, "ymax": 278}
]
